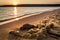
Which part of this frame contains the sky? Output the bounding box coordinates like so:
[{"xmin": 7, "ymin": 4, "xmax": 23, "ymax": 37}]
[{"xmin": 0, "ymin": 0, "xmax": 60, "ymax": 5}]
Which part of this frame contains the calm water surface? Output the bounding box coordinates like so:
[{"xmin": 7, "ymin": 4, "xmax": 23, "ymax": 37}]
[{"xmin": 0, "ymin": 7, "xmax": 60, "ymax": 21}]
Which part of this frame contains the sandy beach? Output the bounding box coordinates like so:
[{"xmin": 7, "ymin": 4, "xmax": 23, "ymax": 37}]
[{"xmin": 0, "ymin": 9, "xmax": 58, "ymax": 40}]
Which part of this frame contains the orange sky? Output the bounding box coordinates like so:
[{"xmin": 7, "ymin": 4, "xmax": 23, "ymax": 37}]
[{"xmin": 0, "ymin": 0, "xmax": 60, "ymax": 5}]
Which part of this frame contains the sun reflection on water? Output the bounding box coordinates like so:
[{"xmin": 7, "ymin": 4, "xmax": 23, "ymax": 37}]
[
  {"xmin": 14, "ymin": 7, "xmax": 17, "ymax": 17},
  {"xmin": 14, "ymin": 7, "xmax": 20, "ymax": 20}
]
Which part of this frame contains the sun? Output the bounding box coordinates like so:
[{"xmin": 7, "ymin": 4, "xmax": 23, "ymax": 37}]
[{"xmin": 13, "ymin": 2, "xmax": 17, "ymax": 5}]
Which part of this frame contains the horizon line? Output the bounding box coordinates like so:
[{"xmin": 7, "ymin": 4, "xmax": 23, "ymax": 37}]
[{"xmin": 0, "ymin": 4, "xmax": 60, "ymax": 7}]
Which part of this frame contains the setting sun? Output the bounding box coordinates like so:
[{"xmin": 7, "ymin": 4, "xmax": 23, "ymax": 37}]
[{"xmin": 13, "ymin": 1, "xmax": 17, "ymax": 5}]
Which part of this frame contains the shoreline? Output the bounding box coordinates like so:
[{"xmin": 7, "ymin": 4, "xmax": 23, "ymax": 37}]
[
  {"xmin": 0, "ymin": 12, "xmax": 41, "ymax": 22},
  {"xmin": 0, "ymin": 8, "xmax": 59, "ymax": 26},
  {"xmin": 0, "ymin": 12, "xmax": 41, "ymax": 25},
  {"xmin": 0, "ymin": 8, "xmax": 58, "ymax": 22}
]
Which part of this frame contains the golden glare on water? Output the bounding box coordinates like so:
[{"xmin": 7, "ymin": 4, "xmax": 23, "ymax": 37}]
[
  {"xmin": 14, "ymin": 7, "xmax": 20, "ymax": 20},
  {"xmin": 14, "ymin": 7, "xmax": 17, "ymax": 17},
  {"xmin": 15, "ymin": 18, "xmax": 20, "ymax": 20}
]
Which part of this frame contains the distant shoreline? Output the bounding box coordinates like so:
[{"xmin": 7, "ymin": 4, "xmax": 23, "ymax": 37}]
[{"xmin": 0, "ymin": 4, "xmax": 60, "ymax": 7}]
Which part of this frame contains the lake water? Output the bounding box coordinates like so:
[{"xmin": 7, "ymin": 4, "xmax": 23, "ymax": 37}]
[{"xmin": 0, "ymin": 7, "xmax": 60, "ymax": 21}]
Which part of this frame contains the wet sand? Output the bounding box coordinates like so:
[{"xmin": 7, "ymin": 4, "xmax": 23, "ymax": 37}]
[{"xmin": 0, "ymin": 11, "xmax": 55, "ymax": 40}]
